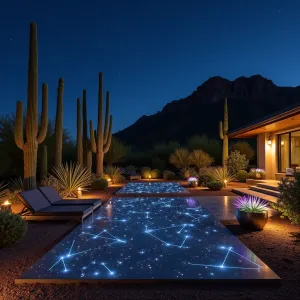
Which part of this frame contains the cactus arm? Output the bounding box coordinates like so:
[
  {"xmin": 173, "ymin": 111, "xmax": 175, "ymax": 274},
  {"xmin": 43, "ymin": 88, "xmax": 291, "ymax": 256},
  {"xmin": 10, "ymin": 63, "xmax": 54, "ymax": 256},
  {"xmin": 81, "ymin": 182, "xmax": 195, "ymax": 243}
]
[
  {"xmin": 26, "ymin": 22, "xmax": 39, "ymax": 141},
  {"xmin": 89, "ymin": 120, "xmax": 97, "ymax": 153},
  {"xmin": 37, "ymin": 83, "xmax": 48, "ymax": 144},
  {"xmin": 14, "ymin": 101, "xmax": 24, "ymax": 150},
  {"xmin": 82, "ymin": 89, "xmax": 88, "ymax": 165},
  {"xmin": 103, "ymin": 115, "xmax": 113, "ymax": 153},
  {"xmin": 103, "ymin": 91, "xmax": 110, "ymax": 144},
  {"xmin": 219, "ymin": 121, "xmax": 224, "ymax": 139},
  {"xmin": 97, "ymin": 73, "xmax": 104, "ymax": 151},
  {"xmin": 54, "ymin": 78, "xmax": 64, "ymax": 167},
  {"xmin": 76, "ymin": 98, "xmax": 83, "ymax": 165},
  {"xmin": 224, "ymin": 97, "xmax": 228, "ymax": 132}
]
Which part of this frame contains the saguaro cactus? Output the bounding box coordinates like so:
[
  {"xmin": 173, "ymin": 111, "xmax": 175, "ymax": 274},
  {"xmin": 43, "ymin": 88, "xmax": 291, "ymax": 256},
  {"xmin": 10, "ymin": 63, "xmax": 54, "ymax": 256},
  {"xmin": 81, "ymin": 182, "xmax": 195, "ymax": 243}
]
[
  {"xmin": 40, "ymin": 144, "xmax": 48, "ymax": 180},
  {"xmin": 54, "ymin": 78, "xmax": 64, "ymax": 167},
  {"xmin": 76, "ymin": 98, "xmax": 83, "ymax": 165},
  {"xmin": 90, "ymin": 72, "xmax": 113, "ymax": 178},
  {"xmin": 219, "ymin": 98, "xmax": 229, "ymax": 170},
  {"xmin": 82, "ymin": 89, "xmax": 88, "ymax": 166},
  {"xmin": 14, "ymin": 22, "xmax": 48, "ymax": 190}
]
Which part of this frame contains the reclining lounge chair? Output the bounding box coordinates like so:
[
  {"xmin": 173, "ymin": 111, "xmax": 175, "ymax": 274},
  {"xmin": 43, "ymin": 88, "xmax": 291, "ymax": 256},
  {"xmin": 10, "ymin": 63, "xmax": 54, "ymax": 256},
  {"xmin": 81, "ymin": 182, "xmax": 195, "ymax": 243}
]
[
  {"xmin": 38, "ymin": 186, "xmax": 101, "ymax": 210},
  {"xmin": 17, "ymin": 189, "xmax": 93, "ymax": 222}
]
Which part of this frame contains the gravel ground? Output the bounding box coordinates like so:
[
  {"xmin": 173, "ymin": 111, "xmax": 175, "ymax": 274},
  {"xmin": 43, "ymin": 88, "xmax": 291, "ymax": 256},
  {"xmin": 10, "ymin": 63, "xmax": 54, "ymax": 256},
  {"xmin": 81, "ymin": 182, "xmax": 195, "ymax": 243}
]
[{"xmin": 1, "ymin": 214, "xmax": 299, "ymax": 300}]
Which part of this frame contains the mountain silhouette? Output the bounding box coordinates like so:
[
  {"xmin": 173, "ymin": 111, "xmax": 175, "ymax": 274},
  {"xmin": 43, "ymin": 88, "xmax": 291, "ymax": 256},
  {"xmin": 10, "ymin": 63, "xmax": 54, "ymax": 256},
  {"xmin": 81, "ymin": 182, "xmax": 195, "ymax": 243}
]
[{"xmin": 115, "ymin": 75, "xmax": 300, "ymax": 149}]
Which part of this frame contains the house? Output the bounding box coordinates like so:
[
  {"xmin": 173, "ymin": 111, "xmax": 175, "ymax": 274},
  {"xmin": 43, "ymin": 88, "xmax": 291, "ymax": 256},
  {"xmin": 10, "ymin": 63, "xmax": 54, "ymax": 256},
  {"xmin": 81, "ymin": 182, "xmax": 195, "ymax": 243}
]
[{"xmin": 228, "ymin": 103, "xmax": 300, "ymax": 180}]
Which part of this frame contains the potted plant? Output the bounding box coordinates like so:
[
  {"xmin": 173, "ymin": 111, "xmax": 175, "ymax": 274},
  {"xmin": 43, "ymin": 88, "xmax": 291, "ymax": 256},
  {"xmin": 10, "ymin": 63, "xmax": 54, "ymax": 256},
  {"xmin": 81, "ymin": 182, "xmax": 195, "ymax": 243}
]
[
  {"xmin": 234, "ymin": 195, "xmax": 269, "ymax": 230},
  {"xmin": 249, "ymin": 168, "xmax": 265, "ymax": 180},
  {"xmin": 187, "ymin": 176, "xmax": 198, "ymax": 187}
]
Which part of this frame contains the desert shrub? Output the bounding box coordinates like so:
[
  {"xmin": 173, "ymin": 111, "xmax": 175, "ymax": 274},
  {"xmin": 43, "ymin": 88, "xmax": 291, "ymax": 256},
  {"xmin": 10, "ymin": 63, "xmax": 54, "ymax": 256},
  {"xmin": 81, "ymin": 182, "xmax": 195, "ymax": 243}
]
[
  {"xmin": 180, "ymin": 167, "xmax": 197, "ymax": 179},
  {"xmin": 169, "ymin": 148, "xmax": 190, "ymax": 169},
  {"xmin": 141, "ymin": 167, "xmax": 151, "ymax": 179},
  {"xmin": 51, "ymin": 162, "xmax": 92, "ymax": 198},
  {"xmin": 104, "ymin": 165, "xmax": 123, "ymax": 183},
  {"xmin": 227, "ymin": 150, "xmax": 249, "ymax": 175},
  {"xmin": 271, "ymin": 172, "xmax": 300, "ymax": 224},
  {"xmin": 187, "ymin": 135, "xmax": 222, "ymax": 163},
  {"xmin": 231, "ymin": 141, "xmax": 255, "ymax": 160},
  {"xmin": 150, "ymin": 169, "xmax": 161, "ymax": 179},
  {"xmin": 151, "ymin": 156, "xmax": 166, "ymax": 171},
  {"xmin": 207, "ymin": 181, "xmax": 223, "ymax": 191},
  {"xmin": 205, "ymin": 166, "xmax": 235, "ymax": 183},
  {"xmin": 236, "ymin": 170, "xmax": 249, "ymax": 183},
  {"xmin": 125, "ymin": 165, "xmax": 136, "ymax": 173},
  {"xmin": 197, "ymin": 174, "xmax": 214, "ymax": 187},
  {"xmin": 0, "ymin": 211, "xmax": 28, "ymax": 248},
  {"xmin": 40, "ymin": 175, "xmax": 60, "ymax": 192},
  {"xmin": 188, "ymin": 149, "xmax": 214, "ymax": 169},
  {"xmin": 163, "ymin": 170, "xmax": 176, "ymax": 180},
  {"xmin": 91, "ymin": 178, "xmax": 108, "ymax": 190}
]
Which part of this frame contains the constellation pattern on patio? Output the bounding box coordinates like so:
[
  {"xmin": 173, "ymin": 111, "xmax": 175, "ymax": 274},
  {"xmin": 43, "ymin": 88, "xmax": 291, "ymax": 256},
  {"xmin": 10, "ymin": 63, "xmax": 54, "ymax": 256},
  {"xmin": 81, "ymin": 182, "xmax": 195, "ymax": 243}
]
[{"xmin": 18, "ymin": 196, "xmax": 279, "ymax": 281}]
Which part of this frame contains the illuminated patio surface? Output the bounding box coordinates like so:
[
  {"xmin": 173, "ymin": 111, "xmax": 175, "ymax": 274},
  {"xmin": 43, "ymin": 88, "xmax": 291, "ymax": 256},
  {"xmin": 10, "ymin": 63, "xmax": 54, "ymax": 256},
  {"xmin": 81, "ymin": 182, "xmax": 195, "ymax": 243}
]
[
  {"xmin": 16, "ymin": 197, "xmax": 280, "ymax": 283},
  {"xmin": 116, "ymin": 182, "xmax": 189, "ymax": 194}
]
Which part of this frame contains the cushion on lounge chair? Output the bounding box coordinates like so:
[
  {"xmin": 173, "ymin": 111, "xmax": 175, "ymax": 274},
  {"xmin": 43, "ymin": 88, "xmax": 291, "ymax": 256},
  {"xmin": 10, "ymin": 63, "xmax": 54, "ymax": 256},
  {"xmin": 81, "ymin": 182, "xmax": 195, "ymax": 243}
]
[
  {"xmin": 34, "ymin": 205, "xmax": 93, "ymax": 216},
  {"xmin": 38, "ymin": 187, "xmax": 101, "ymax": 208},
  {"xmin": 19, "ymin": 189, "xmax": 51, "ymax": 212}
]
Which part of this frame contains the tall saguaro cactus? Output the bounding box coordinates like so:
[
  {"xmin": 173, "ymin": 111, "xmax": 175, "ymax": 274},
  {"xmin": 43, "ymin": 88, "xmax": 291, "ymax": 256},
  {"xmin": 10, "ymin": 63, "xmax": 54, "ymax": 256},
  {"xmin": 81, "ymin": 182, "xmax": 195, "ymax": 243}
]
[
  {"xmin": 54, "ymin": 78, "xmax": 64, "ymax": 167},
  {"xmin": 82, "ymin": 89, "xmax": 88, "ymax": 166},
  {"xmin": 76, "ymin": 98, "xmax": 83, "ymax": 165},
  {"xmin": 14, "ymin": 22, "xmax": 48, "ymax": 190},
  {"xmin": 90, "ymin": 72, "xmax": 113, "ymax": 178},
  {"xmin": 219, "ymin": 98, "xmax": 228, "ymax": 170}
]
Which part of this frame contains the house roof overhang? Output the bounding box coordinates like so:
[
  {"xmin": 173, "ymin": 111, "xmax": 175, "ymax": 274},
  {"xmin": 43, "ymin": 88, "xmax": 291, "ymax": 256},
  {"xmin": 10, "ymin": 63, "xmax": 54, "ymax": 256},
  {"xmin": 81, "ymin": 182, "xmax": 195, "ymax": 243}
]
[{"xmin": 228, "ymin": 104, "xmax": 300, "ymax": 138}]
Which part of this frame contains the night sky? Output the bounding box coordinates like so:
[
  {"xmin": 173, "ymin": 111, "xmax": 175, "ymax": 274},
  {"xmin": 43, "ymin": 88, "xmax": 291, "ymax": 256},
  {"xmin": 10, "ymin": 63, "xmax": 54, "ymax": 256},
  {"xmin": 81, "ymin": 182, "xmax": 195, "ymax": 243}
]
[{"xmin": 1, "ymin": 0, "xmax": 299, "ymax": 137}]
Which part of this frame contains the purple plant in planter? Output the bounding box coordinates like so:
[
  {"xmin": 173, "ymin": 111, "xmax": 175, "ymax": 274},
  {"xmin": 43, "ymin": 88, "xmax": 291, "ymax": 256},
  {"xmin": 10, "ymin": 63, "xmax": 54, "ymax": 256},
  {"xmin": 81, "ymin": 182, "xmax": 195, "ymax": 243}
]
[
  {"xmin": 187, "ymin": 177, "xmax": 198, "ymax": 183},
  {"xmin": 234, "ymin": 195, "xmax": 268, "ymax": 213}
]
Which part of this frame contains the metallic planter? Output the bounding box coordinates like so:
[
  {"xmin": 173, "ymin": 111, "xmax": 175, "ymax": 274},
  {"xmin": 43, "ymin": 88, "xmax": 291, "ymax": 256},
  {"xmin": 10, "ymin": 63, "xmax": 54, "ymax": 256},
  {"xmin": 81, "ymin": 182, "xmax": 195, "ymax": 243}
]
[{"xmin": 236, "ymin": 209, "xmax": 268, "ymax": 230}]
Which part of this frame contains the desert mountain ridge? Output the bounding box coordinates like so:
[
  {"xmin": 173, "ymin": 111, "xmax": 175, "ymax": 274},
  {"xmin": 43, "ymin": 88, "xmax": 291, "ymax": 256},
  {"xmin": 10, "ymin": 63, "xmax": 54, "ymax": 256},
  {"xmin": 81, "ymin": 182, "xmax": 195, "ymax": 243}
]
[{"xmin": 115, "ymin": 74, "xmax": 300, "ymax": 149}]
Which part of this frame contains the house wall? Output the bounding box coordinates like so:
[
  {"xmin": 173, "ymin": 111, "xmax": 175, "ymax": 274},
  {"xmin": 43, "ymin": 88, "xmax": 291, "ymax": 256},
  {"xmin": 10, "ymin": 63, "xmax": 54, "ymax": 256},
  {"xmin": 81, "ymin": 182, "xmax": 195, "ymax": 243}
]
[{"xmin": 257, "ymin": 132, "xmax": 277, "ymax": 179}]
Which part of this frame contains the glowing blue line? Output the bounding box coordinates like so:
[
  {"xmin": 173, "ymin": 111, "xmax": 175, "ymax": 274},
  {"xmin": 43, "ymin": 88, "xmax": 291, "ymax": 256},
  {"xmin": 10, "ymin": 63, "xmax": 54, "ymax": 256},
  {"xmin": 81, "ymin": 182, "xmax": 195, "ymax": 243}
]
[
  {"xmin": 230, "ymin": 250, "xmax": 264, "ymax": 269},
  {"xmin": 95, "ymin": 230, "xmax": 106, "ymax": 238},
  {"xmin": 146, "ymin": 232, "xmax": 168, "ymax": 245},
  {"xmin": 102, "ymin": 263, "xmax": 114, "ymax": 274},
  {"xmin": 146, "ymin": 224, "xmax": 185, "ymax": 232},
  {"xmin": 189, "ymin": 263, "xmax": 260, "ymax": 270},
  {"xmin": 221, "ymin": 247, "xmax": 231, "ymax": 267},
  {"xmin": 48, "ymin": 258, "xmax": 62, "ymax": 271},
  {"xmin": 180, "ymin": 236, "xmax": 188, "ymax": 248},
  {"xmin": 68, "ymin": 248, "xmax": 92, "ymax": 257},
  {"xmin": 68, "ymin": 240, "xmax": 75, "ymax": 255},
  {"xmin": 177, "ymin": 224, "xmax": 186, "ymax": 233},
  {"xmin": 61, "ymin": 258, "xmax": 67, "ymax": 271}
]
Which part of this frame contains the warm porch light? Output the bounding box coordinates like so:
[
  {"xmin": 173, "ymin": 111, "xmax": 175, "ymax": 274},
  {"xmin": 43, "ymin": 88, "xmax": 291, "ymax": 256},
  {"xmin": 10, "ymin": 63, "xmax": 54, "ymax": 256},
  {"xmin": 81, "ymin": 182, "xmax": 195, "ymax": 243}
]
[
  {"xmin": 148, "ymin": 175, "xmax": 151, "ymax": 180},
  {"xmin": 267, "ymin": 136, "xmax": 272, "ymax": 146},
  {"xmin": 224, "ymin": 179, "xmax": 228, "ymax": 187},
  {"xmin": 281, "ymin": 140, "xmax": 284, "ymax": 145},
  {"xmin": 77, "ymin": 187, "xmax": 82, "ymax": 199}
]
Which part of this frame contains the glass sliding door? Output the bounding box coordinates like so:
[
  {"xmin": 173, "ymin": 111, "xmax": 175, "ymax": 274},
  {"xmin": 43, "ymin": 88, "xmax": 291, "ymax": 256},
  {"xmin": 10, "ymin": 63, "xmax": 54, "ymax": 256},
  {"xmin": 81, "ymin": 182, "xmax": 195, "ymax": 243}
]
[
  {"xmin": 278, "ymin": 133, "xmax": 290, "ymax": 172},
  {"xmin": 291, "ymin": 131, "xmax": 300, "ymax": 169}
]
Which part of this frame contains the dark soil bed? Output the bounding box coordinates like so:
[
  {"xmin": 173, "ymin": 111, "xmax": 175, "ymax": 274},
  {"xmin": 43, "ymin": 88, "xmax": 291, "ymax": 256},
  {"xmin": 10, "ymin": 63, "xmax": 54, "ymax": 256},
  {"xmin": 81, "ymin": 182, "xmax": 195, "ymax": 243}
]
[{"xmin": 0, "ymin": 214, "xmax": 299, "ymax": 300}]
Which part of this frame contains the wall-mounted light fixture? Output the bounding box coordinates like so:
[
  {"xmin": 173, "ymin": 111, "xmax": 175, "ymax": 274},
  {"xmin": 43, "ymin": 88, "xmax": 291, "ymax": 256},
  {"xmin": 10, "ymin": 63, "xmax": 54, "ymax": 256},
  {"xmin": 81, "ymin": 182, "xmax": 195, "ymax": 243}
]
[
  {"xmin": 267, "ymin": 136, "xmax": 272, "ymax": 146},
  {"xmin": 281, "ymin": 140, "xmax": 284, "ymax": 146}
]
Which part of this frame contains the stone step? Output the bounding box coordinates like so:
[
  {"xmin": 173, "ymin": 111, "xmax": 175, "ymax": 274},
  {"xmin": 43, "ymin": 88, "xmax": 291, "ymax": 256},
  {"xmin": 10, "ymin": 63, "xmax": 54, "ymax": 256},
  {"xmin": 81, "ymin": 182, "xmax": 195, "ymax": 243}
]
[
  {"xmin": 232, "ymin": 188, "xmax": 278, "ymax": 203},
  {"xmin": 256, "ymin": 183, "xmax": 279, "ymax": 192},
  {"xmin": 249, "ymin": 186, "xmax": 280, "ymax": 197}
]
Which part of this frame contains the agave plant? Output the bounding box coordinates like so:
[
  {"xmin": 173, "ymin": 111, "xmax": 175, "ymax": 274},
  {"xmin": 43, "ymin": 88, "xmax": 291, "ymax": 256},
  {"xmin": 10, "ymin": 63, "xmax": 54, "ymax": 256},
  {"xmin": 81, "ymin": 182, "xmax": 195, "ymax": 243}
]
[
  {"xmin": 0, "ymin": 182, "xmax": 8, "ymax": 202},
  {"xmin": 188, "ymin": 149, "xmax": 214, "ymax": 170},
  {"xmin": 51, "ymin": 162, "xmax": 92, "ymax": 198},
  {"xmin": 234, "ymin": 196, "xmax": 268, "ymax": 213},
  {"xmin": 205, "ymin": 166, "xmax": 235, "ymax": 184},
  {"xmin": 40, "ymin": 175, "xmax": 60, "ymax": 192},
  {"xmin": 104, "ymin": 165, "xmax": 123, "ymax": 183},
  {"xmin": 180, "ymin": 166, "xmax": 196, "ymax": 179}
]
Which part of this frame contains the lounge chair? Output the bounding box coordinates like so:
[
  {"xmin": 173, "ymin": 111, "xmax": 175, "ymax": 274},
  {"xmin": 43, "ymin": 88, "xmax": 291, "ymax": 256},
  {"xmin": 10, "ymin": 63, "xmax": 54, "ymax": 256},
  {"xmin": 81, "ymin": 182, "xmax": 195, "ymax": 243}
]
[
  {"xmin": 38, "ymin": 186, "xmax": 101, "ymax": 210},
  {"xmin": 17, "ymin": 189, "xmax": 93, "ymax": 222},
  {"xmin": 286, "ymin": 168, "xmax": 294, "ymax": 177}
]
